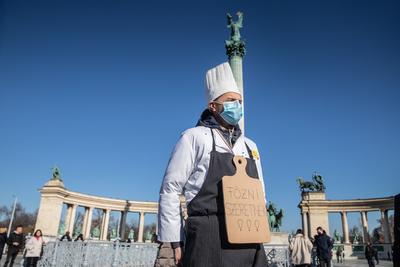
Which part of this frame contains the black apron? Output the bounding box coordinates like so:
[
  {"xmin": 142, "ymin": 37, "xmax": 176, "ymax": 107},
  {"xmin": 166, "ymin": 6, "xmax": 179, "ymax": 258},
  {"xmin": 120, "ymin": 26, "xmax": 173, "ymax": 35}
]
[{"xmin": 183, "ymin": 129, "xmax": 267, "ymax": 267}]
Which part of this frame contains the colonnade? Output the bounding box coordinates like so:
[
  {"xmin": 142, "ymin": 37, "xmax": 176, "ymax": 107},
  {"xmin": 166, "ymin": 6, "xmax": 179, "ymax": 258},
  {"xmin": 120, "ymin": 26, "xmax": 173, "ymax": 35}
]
[
  {"xmin": 298, "ymin": 191, "xmax": 394, "ymax": 243},
  {"xmin": 35, "ymin": 178, "xmax": 158, "ymax": 241},
  {"xmin": 301, "ymin": 208, "xmax": 393, "ymax": 243}
]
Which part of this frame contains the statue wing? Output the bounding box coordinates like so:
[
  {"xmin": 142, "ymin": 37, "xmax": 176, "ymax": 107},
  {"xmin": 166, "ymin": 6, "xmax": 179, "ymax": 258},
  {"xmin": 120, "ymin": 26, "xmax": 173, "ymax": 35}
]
[
  {"xmin": 237, "ymin": 12, "xmax": 243, "ymax": 27},
  {"xmin": 227, "ymin": 13, "xmax": 233, "ymax": 27}
]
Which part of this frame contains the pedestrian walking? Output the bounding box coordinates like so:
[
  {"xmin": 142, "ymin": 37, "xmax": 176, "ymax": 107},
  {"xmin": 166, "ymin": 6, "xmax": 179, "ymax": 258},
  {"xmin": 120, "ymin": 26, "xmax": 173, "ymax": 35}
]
[
  {"xmin": 289, "ymin": 229, "xmax": 313, "ymax": 267},
  {"xmin": 336, "ymin": 246, "xmax": 343, "ymax": 263},
  {"xmin": 3, "ymin": 225, "xmax": 24, "ymax": 267},
  {"xmin": 374, "ymin": 247, "xmax": 379, "ymax": 265},
  {"xmin": 0, "ymin": 228, "xmax": 7, "ymax": 261},
  {"xmin": 158, "ymin": 62, "xmax": 267, "ymax": 267},
  {"xmin": 365, "ymin": 242, "xmax": 377, "ymax": 267},
  {"xmin": 314, "ymin": 227, "xmax": 333, "ymax": 267},
  {"xmin": 24, "ymin": 230, "xmax": 44, "ymax": 267}
]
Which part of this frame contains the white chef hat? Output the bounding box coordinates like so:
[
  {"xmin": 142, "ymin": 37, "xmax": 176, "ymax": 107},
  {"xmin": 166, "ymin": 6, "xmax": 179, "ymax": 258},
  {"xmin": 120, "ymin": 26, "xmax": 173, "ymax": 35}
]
[{"xmin": 205, "ymin": 62, "xmax": 241, "ymax": 104}]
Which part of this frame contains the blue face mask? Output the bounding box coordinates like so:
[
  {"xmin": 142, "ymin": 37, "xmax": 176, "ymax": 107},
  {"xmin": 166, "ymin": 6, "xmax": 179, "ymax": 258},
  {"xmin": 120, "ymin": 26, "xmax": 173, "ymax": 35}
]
[{"xmin": 218, "ymin": 100, "xmax": 243, "ymax": 125}]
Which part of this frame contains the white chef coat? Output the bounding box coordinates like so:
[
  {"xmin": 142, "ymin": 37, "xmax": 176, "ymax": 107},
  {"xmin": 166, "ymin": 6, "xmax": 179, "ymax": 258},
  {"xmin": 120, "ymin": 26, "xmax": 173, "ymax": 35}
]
[{"xmin": 158, "ymin": 126, "xmax": 266, "ymax": 242}]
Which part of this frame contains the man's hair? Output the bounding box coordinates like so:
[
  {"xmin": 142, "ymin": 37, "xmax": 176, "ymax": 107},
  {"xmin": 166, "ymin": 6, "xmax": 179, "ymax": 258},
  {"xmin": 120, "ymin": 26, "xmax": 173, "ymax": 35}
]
[
  {"xmin": 15, "ymin": 225, "xmax": 23, "ymax": 229},
  {"xmin": 317, "ymin": 226, "xmax": 323, "ymax": 231},
  {"xmin": 296, "ymin": 229, "xmax": 303, "ymax": 234}
]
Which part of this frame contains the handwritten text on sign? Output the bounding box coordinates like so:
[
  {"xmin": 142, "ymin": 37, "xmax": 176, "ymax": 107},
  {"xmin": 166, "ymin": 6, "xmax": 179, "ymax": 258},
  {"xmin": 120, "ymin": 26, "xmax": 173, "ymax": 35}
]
[
  {"xmin": 224, "ymin": 186, "xmax": 267, "ymax": 232},
  {"xmin": 222, "ymin": 156, "xmax": 270, "ymax": 244}
]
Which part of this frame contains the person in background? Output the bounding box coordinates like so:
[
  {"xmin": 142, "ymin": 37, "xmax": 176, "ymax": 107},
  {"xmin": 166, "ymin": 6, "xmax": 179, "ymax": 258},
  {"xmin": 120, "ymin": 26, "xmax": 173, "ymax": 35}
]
[
  {"xmin": 374, "ymin": 246, "xmax": 379, "ymax": 265},
  {"xmin": 365, "ymin": 242, "xmax": 377, "ymax": 267},
  {"xmin": 289, "ymin": 229, "xmax": 313, "ymax": 267},
  {"xmin": 24, "ymin": 229, "xmax": 44, "ymax": 267},
  {"xmin": 0, "ymin": 227, "xmax": 7, "ymax": 261},
  {"xmin": 336, "ymin": 246, "xmax": 343, "ymax": 263},
  {"xmin": 314, "ymin": 227, "xmax": 333, "ymax": 267},
  {"xmin": 4, "ymin": 225, "xmax": 24, "ymax": 267},
  {"xmin": 74, "ymin": 234, "xmax": 84, "ymax": 242},
  {"xmin": 60, "ymin": 231, "xmax": 71, "ymax": 241}
]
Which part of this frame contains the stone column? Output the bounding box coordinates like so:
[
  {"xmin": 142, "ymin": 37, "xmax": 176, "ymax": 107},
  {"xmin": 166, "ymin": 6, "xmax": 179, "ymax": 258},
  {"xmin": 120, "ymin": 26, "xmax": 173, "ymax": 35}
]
[
  {"xmin": 100, "ymin": 209, "xmax": 110, "ymax": 241},
  {"xmin": 138, "ymin": 212, "xmax": 145, "ymax": 243},
  {"xmin": 361, "ymin": 211, "xmax": 369, "ymax": 243},
  {"xmin": 229, "ymin": 56, "xmax": 244, "ymax": 131},
  {"xmin": 381, "ymin": 209, "xmax": 391, "ymax": 243},
  {"xmin": 341, "ymin": 211, "xmax": 350, "ymax": 244},
  {"xmin": 67, "ymin": 204, "xmax": 77, "ymax": 234},
  {"xmin": 100, "ymin": 210, "xmax": 106, "ymax": 240},
  {"xmin": 63, "ymin": 204, "xmax": 73, "ymax": 234},
  {"xmin": 82, "ymin": 207, "xmax": 89, "ymax": 235},
  {"xmin": 302, "ymin": 212, "xmax": 309, "ymax": 238},
  {"xmin": 226, "ymin": 15, "xmax": 246, "ymax": 133},
  {"xmin": 120, "ymin": 211, "xmax": 127, "ymax": 240},
  {"xmin": 83, "ymin": 207, "xmax": 93, "ymax": 239}
]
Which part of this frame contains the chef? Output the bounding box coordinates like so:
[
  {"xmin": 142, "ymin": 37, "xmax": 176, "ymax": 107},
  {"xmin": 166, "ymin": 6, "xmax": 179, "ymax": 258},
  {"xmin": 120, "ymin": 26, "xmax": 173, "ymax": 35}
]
[{"xmin": 158, "ymin": 62, "xmax": 267, "ymax": 267}]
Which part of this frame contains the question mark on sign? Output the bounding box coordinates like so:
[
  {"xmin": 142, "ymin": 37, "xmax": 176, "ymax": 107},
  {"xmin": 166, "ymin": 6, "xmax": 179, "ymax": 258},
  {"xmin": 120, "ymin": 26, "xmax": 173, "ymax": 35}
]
[
  {"xmin": 246, "ymin": 219, "xmax": 252, "ymax": 231},
  {"xmin": 237, "ymin": 219, "xmax": 244, "ymax": 231}
]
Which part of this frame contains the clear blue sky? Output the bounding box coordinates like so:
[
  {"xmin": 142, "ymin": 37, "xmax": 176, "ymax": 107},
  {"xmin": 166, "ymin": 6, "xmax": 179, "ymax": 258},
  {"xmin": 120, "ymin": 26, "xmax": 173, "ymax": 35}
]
[{"xmin": 1, "ymin": 0, "xmax": 399, "ymax": 233}]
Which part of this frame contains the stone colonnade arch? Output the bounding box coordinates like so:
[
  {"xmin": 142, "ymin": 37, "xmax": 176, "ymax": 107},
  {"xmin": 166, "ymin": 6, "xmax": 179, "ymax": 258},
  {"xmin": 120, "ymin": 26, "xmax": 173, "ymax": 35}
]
[
  {"xmin": 35, "ymin": 178, "xmax": 158, "ymax": 242},
  {"xmin": 298, "ymin": 191, "xmax": 394, "ymax": 259}
]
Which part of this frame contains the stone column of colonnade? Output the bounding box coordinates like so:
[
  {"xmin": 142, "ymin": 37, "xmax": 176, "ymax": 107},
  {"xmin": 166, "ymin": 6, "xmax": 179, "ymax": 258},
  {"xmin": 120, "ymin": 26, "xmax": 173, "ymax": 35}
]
[
  {"xmin": 66, "ymin": 204, "xmax": 77, "ymax": 234},
  {"xmin": 83, "ymin": 207, "xmax": 93, "ymax": 239},
  {"xmin": 361, "ymin": 211, "xmax": 369, "ymax": 243},
  {"xmin": 381, "ymin": 209, "xmax": 392, "ymax": 243},
  {"xmin": 118, "ymin": 211, "xmax": 126, "ymax": 239},
  {"xmin": 301, "ymin": 212, "xmax": 309, "ymax": 238},
  {"xmin": 63, "ymin": 204, "xmax": 73, "ymax": 234},
  {"xmin": 100, "ymin": 209, "xmax": 111, "ymax": 240},
  {"xmin": 138, "ymin": 212, "xmax": 145, "ymax": 242},
  {"xmin": 340, "ymin": 211, "xmax": 350, "ymax": 243}
]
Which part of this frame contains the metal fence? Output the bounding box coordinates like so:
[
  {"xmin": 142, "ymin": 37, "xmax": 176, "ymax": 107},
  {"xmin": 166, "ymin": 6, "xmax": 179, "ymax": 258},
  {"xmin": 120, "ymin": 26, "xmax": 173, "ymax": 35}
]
[
  {"xmin": 37, "ymin": 241, "xmax": 290, "ymax": 267},
  {"xmin": 264, "ymin": 244, "xmax": 290, "ymax": 267},
  {"xmin": 38, "ymin": 241, "xmax": 158, "ymax": 267}
]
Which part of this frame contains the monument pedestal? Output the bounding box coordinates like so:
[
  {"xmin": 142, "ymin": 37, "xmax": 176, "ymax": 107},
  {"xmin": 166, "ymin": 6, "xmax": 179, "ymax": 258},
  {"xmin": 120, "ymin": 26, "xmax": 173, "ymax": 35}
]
[
  {"xmin": 35, "ymin": 179, "xmax": 66, "ymax": 237},
  {"xmin": 299, "ymin": 191, "xmax": 330, "ymax": 238},
  {"xmin": 268, "ymin": 232, "xmax": 289, "ymax": 245}
]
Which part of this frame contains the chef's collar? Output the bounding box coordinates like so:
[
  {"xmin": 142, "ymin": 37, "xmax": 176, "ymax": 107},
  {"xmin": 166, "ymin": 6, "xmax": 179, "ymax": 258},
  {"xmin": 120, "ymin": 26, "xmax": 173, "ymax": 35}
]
[{"xmin": 196, "ymin": 109, "xmax": 242, "ymax": 145}]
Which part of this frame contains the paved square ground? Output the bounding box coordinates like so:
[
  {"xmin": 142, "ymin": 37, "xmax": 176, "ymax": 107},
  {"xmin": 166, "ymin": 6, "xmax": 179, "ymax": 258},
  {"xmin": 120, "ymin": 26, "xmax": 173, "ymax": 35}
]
[
  {"xmin": 1, "ymin": 254, "xmax": 395, "ymax": 266},
  {"xmin": 333, "ymin": 260, "xmax": 393, "ymax": 267}
]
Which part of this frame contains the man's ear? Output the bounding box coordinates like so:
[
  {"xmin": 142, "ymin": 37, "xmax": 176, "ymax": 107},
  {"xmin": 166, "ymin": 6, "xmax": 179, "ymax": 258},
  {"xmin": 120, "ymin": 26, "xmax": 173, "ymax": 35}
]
[{"xmin": 208, "ymin": 102, "xmax": 217, "ymax": 113}]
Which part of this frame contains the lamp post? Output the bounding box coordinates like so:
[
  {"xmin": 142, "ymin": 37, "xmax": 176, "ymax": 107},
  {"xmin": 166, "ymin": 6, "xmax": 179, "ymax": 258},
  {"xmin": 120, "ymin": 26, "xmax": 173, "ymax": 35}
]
[{"xmin": 7, "ymin": 196, "xmax": 17, "ymax": 237}]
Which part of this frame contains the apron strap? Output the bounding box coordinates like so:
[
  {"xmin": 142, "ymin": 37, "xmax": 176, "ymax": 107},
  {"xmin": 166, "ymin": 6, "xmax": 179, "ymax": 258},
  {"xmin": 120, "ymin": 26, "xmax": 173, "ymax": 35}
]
[
  {"xmin": 210, "ymin": 128, "xmax": 216, "ymax": 152},
  {"xmin": 213, "ymin": 127, "xmax": 254, "ymax": 159},
  {"xmin": 245, "ymin": 142, "xmax": 254, "ymax": 159}
]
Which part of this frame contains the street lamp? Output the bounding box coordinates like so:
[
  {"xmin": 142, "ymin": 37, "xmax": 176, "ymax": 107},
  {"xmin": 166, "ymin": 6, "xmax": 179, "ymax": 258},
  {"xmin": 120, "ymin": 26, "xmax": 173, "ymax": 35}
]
[{"xmin": 7, "ymin": 195, "xmax": 18, "ymax": 237}]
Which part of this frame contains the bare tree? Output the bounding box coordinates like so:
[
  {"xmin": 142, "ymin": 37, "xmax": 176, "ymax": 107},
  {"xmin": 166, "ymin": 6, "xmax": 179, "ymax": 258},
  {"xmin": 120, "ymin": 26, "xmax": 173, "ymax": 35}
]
[{"xmin": 0, "ymin": 203, "xmax": 37, "ymax": 234}]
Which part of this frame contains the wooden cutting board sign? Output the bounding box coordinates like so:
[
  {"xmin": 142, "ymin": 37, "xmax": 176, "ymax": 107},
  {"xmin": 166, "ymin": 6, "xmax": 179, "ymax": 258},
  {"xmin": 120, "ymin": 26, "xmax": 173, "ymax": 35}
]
[{"xmin": 222, "ymin": 155, "xmax": 271, "ymax": 244}]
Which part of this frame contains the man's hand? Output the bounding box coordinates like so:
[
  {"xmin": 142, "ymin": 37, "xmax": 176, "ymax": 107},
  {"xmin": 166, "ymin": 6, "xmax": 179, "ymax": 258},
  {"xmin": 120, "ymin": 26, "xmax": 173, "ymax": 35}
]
[
  {"xmin": 174, "ymin": 247, "xmax": 182, "ymax": 266},
  {"xmin": 12, "ymin": 242, "xmax": 19, "ymax": 246}
]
